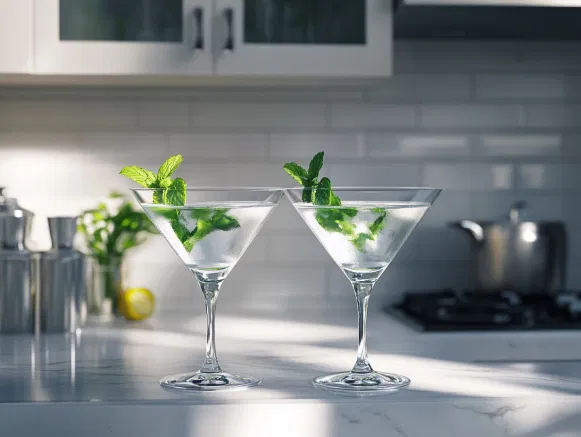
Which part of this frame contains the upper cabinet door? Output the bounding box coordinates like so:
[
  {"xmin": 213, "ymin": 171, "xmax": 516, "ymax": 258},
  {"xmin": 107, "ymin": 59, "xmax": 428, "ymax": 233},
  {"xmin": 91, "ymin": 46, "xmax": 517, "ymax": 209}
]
[
  {"xmin": 34, "ymin": 0, "xmax": 213, "ymax": 75},
  {"xmin": 214, "ymin": 0, "xmax": 392, "ymax": 77},
  {"xmin": 0, "ymin": 0, "xmax": 32, "ymax": 73}
]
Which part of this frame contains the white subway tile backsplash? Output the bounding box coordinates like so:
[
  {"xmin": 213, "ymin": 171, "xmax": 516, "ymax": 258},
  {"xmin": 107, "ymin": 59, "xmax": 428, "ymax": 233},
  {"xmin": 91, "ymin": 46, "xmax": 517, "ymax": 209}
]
[
  {"xmin": 2, "ymin": 40, "xmax": 581, "ymax": 312},
  {"xmin": 478, "ymin": 134, "xmax": 561, "ymax": 157},
  {"xmin": 265, "ymin": 234, "xmax": 329, "ymax": 264},
  {"xmin": 138, "ymin": 100, "xmax": 189, "ymax": 128},
  {"xmin": 329, "ymin": 104, "xmax": 417, "ymax": 128},
  {"xmin": 422, "ymin": 164, "xmax": 472, "ymax": 189},
  {"xmin": 261, "ymin": 200, "xmax": 304, "ymax": 231},
  {"xmin": 415, "ymin": 228, "xmax": 473, "ymax": 263},
  {"xmin": 169, "ymin": 133, "xmax": 268, "ymax": 159},
  {"xmin": 328, "ymin": 163, "xmax": 422, "ymax": 187},
  {"xmin": 269, "ymin": 133, "xmax": 364, "ymax": 159},
  {"xmin": 178, "ymin": 163, "xmax": 290, "ymax": 187},
  {"xmin": 327, "ymin": 265, "xmax": 408, "ymax": 307},
  {"xmin": 398, "ymin": 262, "xmax": 474, "ymax": 292},
  {"xmin": 368, "ymin": 134, "xmax": 472, "ymax": 158},
  {"xmin": 420, "ymin": 104, "xmax": 521, "ymax": 128},
  {"xmin": 0, "ymin": 100, "xmax": 82, "ymax": 130},
  {"xmin": 561, "ymin": 164, "xmax": 581, "ymax": 190},
  {"xmin": 562, "ymin": 135, "xmax": 581, "ymax": 157},
  {"xmin": 517, "ymin": 164, "xmax": 562, "ymax": 190},
  {"xmin": 229, "ymin": 265, "xmax": 328, "ymax": 311},
  {"xmin": 191, "ymin": 102, "xmax": 326, "ymax": 128},
  {"xmin": 395, "ymin": 41, "xmax": 519, "ymax": 74},
  {"xmin": 364, "ymin": 74, "xmax": 471, "ymax": 103},
  {"xmin": 562, "ymin": 192, "xmax": 581, "ymax": 230},
  {"xmin": 77, "ymin": 100, "xmax": 139, "ymax": 129},
  {"xmin": 79, "ymin": 132, "xmax": 169, "ymax": 158},
  {"xmin": 563, "ymin": 76, "xmax": 581, "ymax": 100},
  {"xmin": 471, "ymin": 164, "xmax": 514, "ymax": 190},
  {"xmin": 472, "ymin": 192, "xmax": 562, "ymax": 221},
  {"xmin": 420, "ymin": 190, "xmax": 472, "ymax": 227},
  {"xmin": 474, "ymin": 74, "xmax": 564, "ymax": 100},
  {"xmin": 517, "ymin": 42, "xmax": 581, "ymax": 73},
  {"xmin": 524, "ymin": 104, "xmax": 581, "ymax": 127}
]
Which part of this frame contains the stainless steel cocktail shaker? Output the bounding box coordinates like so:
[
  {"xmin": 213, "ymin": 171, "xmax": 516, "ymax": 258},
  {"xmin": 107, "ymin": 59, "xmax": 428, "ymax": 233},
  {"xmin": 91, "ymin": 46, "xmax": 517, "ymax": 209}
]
[
  {"xmin": 0, "ymin": 215, "xmax": 36, "ymax": 334},
  {"xmin": 39, "ymin": 217, "xmax": 87, "ymax": 333}
]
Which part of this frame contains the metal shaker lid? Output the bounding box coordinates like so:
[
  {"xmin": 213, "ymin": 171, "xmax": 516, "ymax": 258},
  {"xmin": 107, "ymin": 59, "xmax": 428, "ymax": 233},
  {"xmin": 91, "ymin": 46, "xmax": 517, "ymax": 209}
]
[
  {"xmin": 48, "ymin": 217, "xmax": 78, "ymax": 249},
  {"xmin": 0, "ymin": 189, "xmax": 33, "ymax": 218},
  {"xmin": 0, "ymin": 188, "xmax": 10, "ymax": 214},
  {"xmin": 1, "ymin": 215, "xmax": 31, "ymax": 250}
]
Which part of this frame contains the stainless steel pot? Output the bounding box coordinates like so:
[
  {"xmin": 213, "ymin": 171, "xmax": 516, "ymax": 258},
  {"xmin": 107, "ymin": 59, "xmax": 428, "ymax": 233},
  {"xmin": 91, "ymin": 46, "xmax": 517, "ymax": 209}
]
[{"xmin": 449, "ymin": 201, "xmax": 567, "ymax": 293}]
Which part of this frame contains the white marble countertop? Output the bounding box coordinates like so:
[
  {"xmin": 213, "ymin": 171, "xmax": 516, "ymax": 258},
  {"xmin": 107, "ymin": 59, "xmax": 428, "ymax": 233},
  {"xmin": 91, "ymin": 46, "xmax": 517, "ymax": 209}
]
[{"xmin": 3, "ymin": 307, "xmax": 581, "ymax": 436}]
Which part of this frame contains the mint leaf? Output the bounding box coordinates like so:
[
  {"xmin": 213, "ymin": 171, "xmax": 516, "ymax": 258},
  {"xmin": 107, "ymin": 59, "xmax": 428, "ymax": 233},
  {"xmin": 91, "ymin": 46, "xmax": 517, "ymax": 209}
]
[
  {"xmin": 120, "ymin": 166, "xmax": 157, "ymax": 188},
  {"xmin": 316, "ymin": 211, "xmax": 342, "ymax": 233},
  {"xmin": 352, "ymin": 233, "xmax": 372, "ymax": 252},
  {"xmin": 302, "ymin": 186, "xmax": 314, "ymax": 203},
  {"xmin": 330, "ymin": 191, "xmax": 342, "ymax": 206},
  {"xmin": 369, "ymin": 211, "xmax": 387, "ymax": 237},
  {"xmin": 341, "ymin": 207, "xmax": 358, "ymax": 218},
  {"xmin": 193, "ymin": 219, "xmax": 215, "ymax": 242},
  {"xmin": 163, "ymin": 177, "xmax": 186, "ymax": 206},
  {"xmin": 152, "ymin": 189, "xmax": 164, "ymax": 205},
  {"xmin": 213, "ymin": 214, "xmax": 240, "ymax": 231},
  {"xmin": 308, "ymin": 152, "xmax": 324, "ymax": 180},
  {"xmin": 149, "ymin": 206, "xmax": 177, "ymax": 220},
  {"xmin": 157, "ymin": 155, "xmax": 183, "ymax": 181},
  {"xmin": 213, "ymin": 209, "xmax": 229, "ymax": 219},
  {"xmin": 182, "ymin": 235, "xmax": 197, "ymax": 253},
  {"xmin": 158, "ymin": 177, "xmax": 173, "ymax": 188},
  {"xmin": 283, "ymin": 162, "xmax": 309, "ymax": 185},
  {"xmin": 170, "ymin": 213, "xmax": 190, "ymax": 242},
  {"xmin": 338, "ymin": 219, "xmax": 355, "ymax": 236},
  {"xmin": 314, "ymin": 177, "xmax": 332, "ymax": 205},
  {"xmin": 191, "ymin": 208, "xmax": 213, "ymax": 220}
]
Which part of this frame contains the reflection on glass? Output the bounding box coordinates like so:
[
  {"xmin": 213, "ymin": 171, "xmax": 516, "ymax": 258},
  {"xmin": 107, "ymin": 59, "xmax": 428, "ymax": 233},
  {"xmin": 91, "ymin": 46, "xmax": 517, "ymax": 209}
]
[
  {"xmin": 59, "ymin": 0, "xmax": 183, "ymax": 42},
  {"xmin": 244, "ymin": 0, "xmax": 366, "ymax": 45}
]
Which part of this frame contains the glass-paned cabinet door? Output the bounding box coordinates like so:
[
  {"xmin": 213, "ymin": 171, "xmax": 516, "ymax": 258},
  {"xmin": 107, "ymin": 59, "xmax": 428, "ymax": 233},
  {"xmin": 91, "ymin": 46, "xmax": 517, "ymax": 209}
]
[
  {"xmin": 215, "ymin": 0, "xmax": 392, "ymax": 77},
  {"xmin": 34, "ymin": 0, "xmax": 213, "ymax": 75}
]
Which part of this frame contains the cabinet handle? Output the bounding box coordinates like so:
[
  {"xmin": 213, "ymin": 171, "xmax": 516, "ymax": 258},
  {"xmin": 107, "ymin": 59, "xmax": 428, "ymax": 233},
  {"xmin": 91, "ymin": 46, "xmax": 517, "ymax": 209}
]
[
  {"xmin": 223, "ymin": 8, "xmax": 234, "ymax": 54},
  {"xmin": 192, "ymin": 7, "xmax": 204, "ymax": 52}
]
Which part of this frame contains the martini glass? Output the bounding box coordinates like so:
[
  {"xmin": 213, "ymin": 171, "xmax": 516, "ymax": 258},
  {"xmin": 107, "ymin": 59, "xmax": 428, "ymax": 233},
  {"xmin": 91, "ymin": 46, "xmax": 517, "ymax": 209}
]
[
  {"xmin": 132, "ymin": 188, "xmax": 284, "ymax": 391},
  {"xmin": 286, "ymin": 187, "xmax": 441, "ymax": 395}
]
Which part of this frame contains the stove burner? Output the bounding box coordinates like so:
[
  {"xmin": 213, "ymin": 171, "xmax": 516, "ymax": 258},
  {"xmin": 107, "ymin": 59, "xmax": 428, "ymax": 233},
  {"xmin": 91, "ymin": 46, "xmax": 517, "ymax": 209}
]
[{"xmin": 387, "ymin": 289, "xmax": 581, "ymax": 332}]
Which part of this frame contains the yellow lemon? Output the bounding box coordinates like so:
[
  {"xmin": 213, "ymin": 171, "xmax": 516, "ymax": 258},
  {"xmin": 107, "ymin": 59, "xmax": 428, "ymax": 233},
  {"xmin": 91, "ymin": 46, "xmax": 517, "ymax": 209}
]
[{"xmin": 118, "ymin": 288, "xmax": 155, "ymax": 321}]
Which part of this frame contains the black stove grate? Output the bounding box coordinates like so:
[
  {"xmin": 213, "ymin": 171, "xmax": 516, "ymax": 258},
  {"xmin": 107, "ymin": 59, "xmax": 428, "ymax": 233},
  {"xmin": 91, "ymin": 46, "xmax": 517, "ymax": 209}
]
[{"xmin": 386, "ymin": 289, "xmax": 581, "ymax": 332}]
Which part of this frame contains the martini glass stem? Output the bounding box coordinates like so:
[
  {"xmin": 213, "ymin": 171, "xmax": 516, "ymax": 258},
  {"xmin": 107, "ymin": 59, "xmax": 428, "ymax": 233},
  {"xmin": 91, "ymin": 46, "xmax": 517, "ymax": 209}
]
[
  {"xmin": 352, "ymin": 282, "xmax": 374, "ymax": 374},
  {"xmin": 199, "ymin": 281, "xmax": 222, "ymax": 374}
]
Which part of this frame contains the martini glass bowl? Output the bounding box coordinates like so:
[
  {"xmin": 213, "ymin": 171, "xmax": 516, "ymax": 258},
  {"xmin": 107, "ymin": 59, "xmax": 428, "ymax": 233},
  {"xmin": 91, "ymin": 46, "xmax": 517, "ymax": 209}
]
[
  {"xmin": 286, "ymin": 187, "xmax": 441, "ymax": 395},
  {"xmin": 133, "ymin": 187, "xmax": 284, "ymax": 391}
]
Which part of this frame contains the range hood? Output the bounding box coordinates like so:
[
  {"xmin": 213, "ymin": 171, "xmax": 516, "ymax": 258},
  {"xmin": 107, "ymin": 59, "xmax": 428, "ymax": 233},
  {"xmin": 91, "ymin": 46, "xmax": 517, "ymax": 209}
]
[{"xmin": 394, "ymin": 0, "xmax": 581, "ymax": 40}]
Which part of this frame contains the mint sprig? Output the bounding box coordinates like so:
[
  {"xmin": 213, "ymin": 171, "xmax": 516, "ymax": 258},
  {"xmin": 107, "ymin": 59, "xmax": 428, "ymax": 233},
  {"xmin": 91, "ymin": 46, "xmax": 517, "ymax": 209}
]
[
  {"xmin": 120, "ymin": 155, "xmax": 239, "ymax": 252},
  {"xmin": 283, "ymin": 152, "xmax": 387, "ymax": 253}
]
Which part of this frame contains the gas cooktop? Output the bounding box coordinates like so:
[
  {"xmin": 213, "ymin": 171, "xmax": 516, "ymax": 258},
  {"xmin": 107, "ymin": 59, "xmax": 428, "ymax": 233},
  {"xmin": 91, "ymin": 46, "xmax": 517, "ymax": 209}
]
[{"xmin": 386, "ymin": 289, "xmax": 581, "ymax": 332}]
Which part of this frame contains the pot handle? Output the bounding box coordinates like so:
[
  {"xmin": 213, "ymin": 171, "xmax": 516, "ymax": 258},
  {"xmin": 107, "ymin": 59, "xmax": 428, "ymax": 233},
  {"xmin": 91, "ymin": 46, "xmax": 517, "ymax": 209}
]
[{"xmin": 508, "ymin": 201, "xmax": 531, "ymax": 223}]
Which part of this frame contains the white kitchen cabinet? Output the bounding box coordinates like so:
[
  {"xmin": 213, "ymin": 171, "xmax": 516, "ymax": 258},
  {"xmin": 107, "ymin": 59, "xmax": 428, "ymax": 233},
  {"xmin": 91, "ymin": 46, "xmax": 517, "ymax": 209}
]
[
  {"xmin": 0, "ymin": 0, "xmax": 32, "ymax": 73},
  {"xmin": 34, "ymin": 0, "xmax": 213, "ymax": 75},
  {"xmin": 214, "ymin": 0, "xmax": 393, "ymax": 77},
  {"xmin": 29, "ymin": 0, "xmax": 392, "ymax": 79}
]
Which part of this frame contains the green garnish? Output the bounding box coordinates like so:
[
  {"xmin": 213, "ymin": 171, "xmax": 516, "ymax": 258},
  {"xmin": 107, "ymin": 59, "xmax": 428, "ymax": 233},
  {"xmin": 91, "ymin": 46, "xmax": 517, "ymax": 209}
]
[
  {"xmin": 283, "ymin": 152, "xmax": 387, "ymax": 252},
  {"xmin": 120, "ymin": 155, "xmax": 239, "ymax": 251}
]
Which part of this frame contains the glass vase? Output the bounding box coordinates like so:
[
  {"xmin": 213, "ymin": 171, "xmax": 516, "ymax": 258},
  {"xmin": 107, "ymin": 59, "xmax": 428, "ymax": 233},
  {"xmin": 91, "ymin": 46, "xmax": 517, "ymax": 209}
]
[{"xmin": 89, "ymin": 258, "xmax": 124, "ymax": 318}]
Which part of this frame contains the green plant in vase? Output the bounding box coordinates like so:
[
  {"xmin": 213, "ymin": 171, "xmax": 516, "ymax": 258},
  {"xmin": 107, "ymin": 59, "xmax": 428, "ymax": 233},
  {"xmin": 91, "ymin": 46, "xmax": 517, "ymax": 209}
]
[{"xmin": 78, "ymin": 191, "xmax": 157, "ymax": 314}]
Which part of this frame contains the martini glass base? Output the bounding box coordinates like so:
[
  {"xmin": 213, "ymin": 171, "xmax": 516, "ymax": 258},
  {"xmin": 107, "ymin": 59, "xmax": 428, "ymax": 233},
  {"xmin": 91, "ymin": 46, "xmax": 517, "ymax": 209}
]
[
  {"xmin": 313, "ymin": 371, "xmax": 410, "ymax": 396},
  {"xmin": 160, "ymin": 371, "xmax": 261, "ymax": 392}
]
